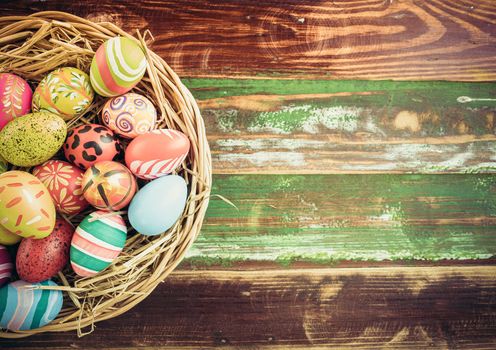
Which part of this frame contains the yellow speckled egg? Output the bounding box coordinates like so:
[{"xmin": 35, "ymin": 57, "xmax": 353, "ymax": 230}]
[
  {"xmin": 102, "ymin": 93, "xmax": 157, "ymax": 138},
  {"xmin": 32, "ymin": 67, "xmax": 94, "ymax": 121},
  {"xmin": 0, "ymin": 171, "xmax": 55, "ymax": 239}
]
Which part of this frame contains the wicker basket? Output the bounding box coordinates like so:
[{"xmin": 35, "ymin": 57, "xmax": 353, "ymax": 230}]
[{"xmin": 0, "ymin": 11, "xmax": 212, "ymax": 337}]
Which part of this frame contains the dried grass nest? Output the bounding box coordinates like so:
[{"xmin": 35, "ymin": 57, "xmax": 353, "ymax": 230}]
[{"xmin": 0, "ymin": 11, "xmax": 212, "ymax": 337}]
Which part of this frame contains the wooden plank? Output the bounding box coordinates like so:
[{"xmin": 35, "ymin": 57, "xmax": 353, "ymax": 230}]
[
  {"xmin": 2, "ymin": 266, "xmax": 495, "ymax": 349},
  {"xmin": 188, "ymin": 78, "xmax": 496, "ymax": 174},
  {"xmin": 183, "ymin": 174, "xmax": 496, "ymax": 268},
  {"xmin": 2, "ymin": 0, "xmax": 496, "ymax": 81}
]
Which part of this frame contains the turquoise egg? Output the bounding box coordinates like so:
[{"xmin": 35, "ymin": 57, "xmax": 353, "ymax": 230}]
[
  {"xmin": 0, "ymin": 280, "xmax": 63, "ymax": 331},
  {"xmin": 128, "ymin": 175, "xmax": 187, "ymax": 236}
]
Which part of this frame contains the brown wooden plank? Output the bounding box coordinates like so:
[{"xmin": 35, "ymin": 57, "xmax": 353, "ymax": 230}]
[
  {"xmin": 1, "ymin": 0, "xmax": 496, "ymax": 81},
  {"xmin": 1, "ymin": 266, "xmax": 495, "ymax": 349}
]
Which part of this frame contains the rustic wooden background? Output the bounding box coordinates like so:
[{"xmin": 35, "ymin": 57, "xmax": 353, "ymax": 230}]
[{"xmin": 1, "ymin": 0, "xmax": 496, "ymax": 348}]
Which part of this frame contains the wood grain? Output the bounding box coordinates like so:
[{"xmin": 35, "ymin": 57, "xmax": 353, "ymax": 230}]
[
  {"xmin": 189, "ymin": 78, "xmax": 496, "ymax": 174},
  {"xmin": 1, "ymin": 266, "xmax": 495, "ymax": 349},
  {"xmin": 184, "ymin": 174, "xmax": 496, "ymax": 268},
  {"xmin": 1, "ymin": 0, "xmax": 496, "ymax": 81}
]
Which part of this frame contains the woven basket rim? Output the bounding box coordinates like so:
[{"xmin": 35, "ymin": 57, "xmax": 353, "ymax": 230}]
[{"xmin": 0, "ymin": 11, "xmax": 212, "ymax": 338}]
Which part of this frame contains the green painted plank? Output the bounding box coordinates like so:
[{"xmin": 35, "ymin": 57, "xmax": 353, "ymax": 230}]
[
  {"xmin": 185, "ymin": 79, "xmax": 496, "ymax": 173},
  {"xmin": 185, "ymin": 174, "xmax": 496, "ymax": 267}
]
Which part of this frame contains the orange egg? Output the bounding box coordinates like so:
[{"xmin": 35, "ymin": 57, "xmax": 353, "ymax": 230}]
[
  {"xmin": 81, "ymin": 161, "xmax": 137, "ymax": 211},
  {"xmin": 0, "ymin": 171, "xmax": 55, "ymax": 239}
]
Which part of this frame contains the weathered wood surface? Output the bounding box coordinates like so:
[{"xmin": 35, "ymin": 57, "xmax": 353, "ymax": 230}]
[
  {"xmin": 184, "ymin": 174, "xmax": 496, "ymax": 268},
  {"xmin": 188, "ymin": 79, "xmax": 496, "ymax": 174},
  {"xmin": 1, "ymin": 266, "xmax": 495, "ymax": 349},
  {"xmin": 2, "ymin": 0, "xmax": 496, "ymax": 81}
]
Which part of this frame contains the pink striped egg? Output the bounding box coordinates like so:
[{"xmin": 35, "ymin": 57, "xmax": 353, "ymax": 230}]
[
  {"xmin": 70, "ymin": 211, "xmax": 127, "ymax": 277},
  {"xmin": 0, "ymin": 245, "xmax": 12, "ymax": 287},
  {"xmin": 0, "ymin": 73, "xmax": 33, "ymax": 131},
  {"xmin": 125, "ymin": 129, "xmax": 190, "ymax": 180}
]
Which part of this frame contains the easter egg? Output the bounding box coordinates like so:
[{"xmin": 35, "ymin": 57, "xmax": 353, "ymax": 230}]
[
  {"xmin": 128, "ymin": 175, "xmax": 187, "ymax": 236},
  {"xmin": 0, "ymin": 245, "xmax": 13, "ymax": 287},
  {"xmin": 90, "ymin": 36, "xmax": 147, "ymax": 97},
  {"xmin": 0, "ymin": 73, "xmax": 32, "ymax": 130},
  {"xmin": 17, "ymin": 218, "xmax": 74, "ymax": 283},
  {"xmin": 81, "ymin": 161, "xmax": 137, "ymax": 211},
  {"xmin": 0, "ymin": 111, "xmax": 67, "ymax": 167},
  {"xmin": 0, "ymin": 171, "xmax": 56, "ymax": 239},
  {"xmin": 33, "ymin": 160, "xmax": 89, "ymax": 215},
  {"xmin": 0, "ymin": 154, "xmax": 8, "ymax": 174},
  {"xmin": 102, "ymin": 93, "xmax": 156, "ymax": 138},
  {"xmin": 0, "ymin": 225, "xmax": 21, "ymax": 246},
  {"xmin": 125, "ymin": 129, "xmax": 190, "ymax": 180},
  {"xmin": 70, "ymin": 211, "xmax": 127, "ymax": 277},
  {"xmin": 64, "ymin": 124, "xmax": 122, "ymax": 170},
  {"xmin": 32, "ymin": 67, "xmax": 94, "ymax": 121},
  {"xmin": 0, "ymin": 280, "xmax": 63, "ymax": 331}
]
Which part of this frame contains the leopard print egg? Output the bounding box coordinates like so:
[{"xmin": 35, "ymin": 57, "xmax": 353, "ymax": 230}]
[{"xmin": 64, "ymin": 124, "xmax": 122, "ymax": 170}]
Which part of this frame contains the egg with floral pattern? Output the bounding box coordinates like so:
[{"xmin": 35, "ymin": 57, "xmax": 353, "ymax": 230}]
[
  {"xmin": 32, "ymin": 67, "xmax": 94, "ymax": 121},
  {"xmin": 33, "ymin": 160, "xmax": 89, "ymax": 215},
  {"xmin": 0, "ymin": 73, "xmax": 32, "ymax": 131},
  {"xmin": 64, "ymin": 124, "xmax": 122, "ymax": 170},
  {"xmin": 102, "ymin": 93, "xmax": 156, "ymax": 138},
  {"xmin": 81, "ymin": 161, "xmax": 137, "ymax": 211}
]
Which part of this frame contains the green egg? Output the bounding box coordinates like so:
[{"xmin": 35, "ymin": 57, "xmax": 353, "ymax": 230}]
[{"xmin": 0, "ymin": 111, "xmax": 67, "ymax": 167}]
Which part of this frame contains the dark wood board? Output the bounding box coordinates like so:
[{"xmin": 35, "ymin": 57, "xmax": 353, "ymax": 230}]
[
  {"xmin": 1, "ymin": 0, "xmax": 496, "ymax": 81},
  {"xmin": 1, "ymin": 267, "xmax": 495, "ymax": 349}
]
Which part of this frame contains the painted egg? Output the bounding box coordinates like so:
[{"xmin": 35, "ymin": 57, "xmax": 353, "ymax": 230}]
[
  {"xmin": 0, "ymin": 73, "xmax": 32, "ymax": 131},
  {"xmin": 0, "ymin": 111, "xmax": 67, "ymax": 167},
  {"xmin": 70, "ymin": 211, "xmax": 127, "ymax": 277},
  {"xmin": 90, "ymin": 36, "xmax": 147, "ymax": 97},
  {"xmin": 102, "ymin": 93, "xmax": 156, "ymax": 138},
  {"xmin": 17, "ymin": 218, "xmax": 74, "ymax": 283},
  {"xmin": 0, "ymin": 280, "xmax": 63, "ymax": 331},
  {"xmin": 32, "ymin": 67, "xmax": 94, "ymax": 121},
  {"xmin": 64, "ymin": 124, "xmax": 122, "ymax": 170},
  {"xmin": 0, "ymin": 171, "xmax": 56, "ymax": 239},
  {"xmin": 33, "ymin": 160, "xmax": 89, "ymax": 215},
  {"xmin": 81, "ymin": 161, "xmax": 137, "ymax": 211},
  {"xmin": 0, "ymin": 225, "xmax": 21, "ymax": 246},
  {"xmin": 0, "ymin": 245, "xmax": 13, "ymax": 287},
  {"xmin": 0, "ymin": 154, "xmax": 8, "ymax": 174},
  {"xmin": 129, "ymin": 175, "xmax": 187, "ymax": 236},
  {"xmin": 125, "ymin": 129, "xmax": 190, "ymax": 179}
]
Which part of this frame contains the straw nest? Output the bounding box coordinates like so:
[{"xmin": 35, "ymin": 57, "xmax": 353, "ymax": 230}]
[{"xmin": 0, "ymin": 11, "xmax": 212, "ymax": 337}]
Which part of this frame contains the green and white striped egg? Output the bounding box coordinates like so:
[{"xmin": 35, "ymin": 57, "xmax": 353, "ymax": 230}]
[
  {"xmin": 90, "ymin": 37, "xmax": 147, "ymax": 97},
  {"xmin": 70, "ymin": 211, "xmax": 127, "ymax": 277},
  {"xmin": 0, "ymin": 280, "xmax": 63, "ymax": 331}
]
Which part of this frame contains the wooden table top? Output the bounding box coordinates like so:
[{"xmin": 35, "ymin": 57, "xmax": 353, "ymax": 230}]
[{"xmin": 1, "ymin": 0, "xmax": 496, "ymax": 348}]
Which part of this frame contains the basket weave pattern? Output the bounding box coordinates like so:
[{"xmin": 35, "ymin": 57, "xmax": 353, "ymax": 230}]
[{"xmin": 0, "ymin": 11, "xmax": 212, "ymax": 337}]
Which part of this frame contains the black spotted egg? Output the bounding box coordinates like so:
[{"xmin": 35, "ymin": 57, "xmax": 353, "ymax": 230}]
[{"xmin": 63, "ymin": 123, "xmax": 122, "ymax": 170}]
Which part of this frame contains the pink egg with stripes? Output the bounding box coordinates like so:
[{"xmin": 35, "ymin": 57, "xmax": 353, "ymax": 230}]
[
  {"xmin": 125, "ymin": 129, "xmax": 190, "ymax": 180},
  {"xmin": 0, "ymin": 245, "xmax": 13, "ymax": 287}
]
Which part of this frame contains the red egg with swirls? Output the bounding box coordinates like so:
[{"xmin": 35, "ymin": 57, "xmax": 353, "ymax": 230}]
[
  {"xmin": 33, "ymin": 160, "xmax": 89, "ymax": 215},
  {"xmin": 63, "ymin": 124, "xmax": 122, "ymax": 170},
  {"xmin": 81, "ymin": 161, "xmax": 137, "ymax": 211}
]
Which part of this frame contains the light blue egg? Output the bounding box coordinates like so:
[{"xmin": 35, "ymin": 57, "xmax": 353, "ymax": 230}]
[{"xmin": 129, "ymin": 175, "xmax": 187, "ymax": 236}]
